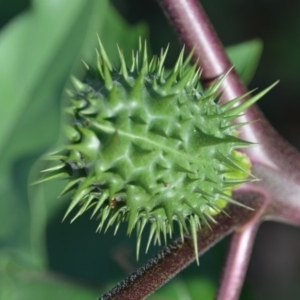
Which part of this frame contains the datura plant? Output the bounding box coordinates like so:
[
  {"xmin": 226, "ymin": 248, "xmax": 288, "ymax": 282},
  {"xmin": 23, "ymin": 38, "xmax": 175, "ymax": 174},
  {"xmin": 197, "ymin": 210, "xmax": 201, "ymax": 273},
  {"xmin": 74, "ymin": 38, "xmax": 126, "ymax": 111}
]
[{"xmin": 39, "ymin": 38, "xmax": 273, "ymax": 262}]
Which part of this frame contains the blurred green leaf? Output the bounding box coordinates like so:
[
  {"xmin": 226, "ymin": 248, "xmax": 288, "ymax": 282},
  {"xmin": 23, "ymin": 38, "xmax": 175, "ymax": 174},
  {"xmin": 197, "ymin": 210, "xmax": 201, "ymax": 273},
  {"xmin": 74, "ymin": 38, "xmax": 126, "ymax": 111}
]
[
  {"xmin": 0, "ymin": 0, "xmax": 104, "ymax": 157},
  {"xmin": 0, "ymin": 0, "xmax": 147, "ymax": 295},
  {"xmin": 0, "ymin": 0, "xmax": 147, "ymax": 269},
  {"xmin": 98, "ymin": 4, "xmax": 147, "ymax": 62},
  {"xmin": 0, "ymin": 251, "xmax": 100, "ymax": 300},
  {"xmin": 149, "ymin": 277, "xmax": 216, "ymax": 300},
  {"xmin": 32, "ymin": 5, "xmax": 147, "ymax": 266},
  {"xmin": 0, "ymin": 0, "xmax": 108, "ymax": 261},
  {"xmin": 226, "ymin": 39, "xmax": 263, "ymax": 84}
]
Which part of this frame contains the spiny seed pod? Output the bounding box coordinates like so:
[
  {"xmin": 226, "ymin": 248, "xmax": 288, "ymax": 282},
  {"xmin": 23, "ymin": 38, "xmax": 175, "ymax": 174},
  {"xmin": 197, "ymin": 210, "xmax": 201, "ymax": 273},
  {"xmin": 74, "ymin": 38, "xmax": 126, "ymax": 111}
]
[{"xmin": 39, "ymin": 38, "xmax": 274, "ymax": 262}]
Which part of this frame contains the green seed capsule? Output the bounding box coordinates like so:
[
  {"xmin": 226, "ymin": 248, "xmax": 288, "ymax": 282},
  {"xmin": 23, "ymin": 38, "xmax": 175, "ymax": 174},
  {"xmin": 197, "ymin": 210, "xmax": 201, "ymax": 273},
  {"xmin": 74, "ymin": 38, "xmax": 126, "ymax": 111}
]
[{"xmin": 40, "ymin": 39, "xmax": 267, "ymax": 262}]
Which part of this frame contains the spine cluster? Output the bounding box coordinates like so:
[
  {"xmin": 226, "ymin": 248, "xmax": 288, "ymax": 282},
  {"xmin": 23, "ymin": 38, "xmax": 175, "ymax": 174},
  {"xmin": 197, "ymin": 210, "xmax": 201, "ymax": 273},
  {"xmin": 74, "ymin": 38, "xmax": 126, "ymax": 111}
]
[{"xmin": 39, "ymin": 39, "xmax": 271, "ymax": 261}]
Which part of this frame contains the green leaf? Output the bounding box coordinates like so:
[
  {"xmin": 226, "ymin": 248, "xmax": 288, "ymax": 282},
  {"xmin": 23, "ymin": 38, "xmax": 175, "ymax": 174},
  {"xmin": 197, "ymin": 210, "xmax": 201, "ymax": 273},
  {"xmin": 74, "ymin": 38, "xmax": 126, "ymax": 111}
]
[
  {"xmin": 31, "ymin": 5, "xmax": 147, "ymax": 266},
  {"xmin": 0, "ymin": 0, "xmax": 108, "ymax": 263},
  {"xmin": 0, "ymin": 0, "xmax": 103, "ymax": 156},
  {"xmin": 98, "ymin": 4, "xmax": 148, "ymax": 62},
  {"xmin": 226, "ymin": 39, "xmax": 263, "ymax": 84},
  {"xmin": 0, "ymin": 250, "xmax": 100, "ymax": 300},
  {"xmin": 149, "ymin": 277, "xmax": 216, "ymax": 300},
  {"xmin": 0, "ymin": 0, "xmax": 147, "ymax": 270}
]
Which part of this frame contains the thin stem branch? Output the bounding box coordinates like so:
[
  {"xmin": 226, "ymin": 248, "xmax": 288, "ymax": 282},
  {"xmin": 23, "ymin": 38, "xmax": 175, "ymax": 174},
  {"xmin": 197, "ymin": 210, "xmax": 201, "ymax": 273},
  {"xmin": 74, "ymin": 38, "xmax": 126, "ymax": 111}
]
[
  {"xmin": 157, "ymin": 0, "xmax": 247, "ymax": 99},
  {"xmin": 216, "ymin": 184, "xmax": 272, "ymax": 300},
  {"xmin": 99, "ymin": 1, "xmax": 300, "ymax": 299},
  {"xmin": 252, "ymin": 164, "xmax": 300, "ymax": 226},
  {"xmin": 158, "ymin": 0, "xmax": 300, "ymax": 223},
  {"xmin": 99, "ymin": 191, "xmax": 265, "ymax": 300},
  {"xmin": 216, "ymin": 223, "xmax": 259, "ymax": 300},
  {"xmin": 156, "ymin": 0, "xmax": 268, "ymax": 164}
]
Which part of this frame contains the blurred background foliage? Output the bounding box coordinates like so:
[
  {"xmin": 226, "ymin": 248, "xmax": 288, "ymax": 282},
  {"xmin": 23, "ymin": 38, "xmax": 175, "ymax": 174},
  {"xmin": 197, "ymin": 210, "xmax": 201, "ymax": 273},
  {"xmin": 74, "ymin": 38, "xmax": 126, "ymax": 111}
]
[{"xmin": 0, "ymin": 0, "xmax": 300, "ymax": 299}]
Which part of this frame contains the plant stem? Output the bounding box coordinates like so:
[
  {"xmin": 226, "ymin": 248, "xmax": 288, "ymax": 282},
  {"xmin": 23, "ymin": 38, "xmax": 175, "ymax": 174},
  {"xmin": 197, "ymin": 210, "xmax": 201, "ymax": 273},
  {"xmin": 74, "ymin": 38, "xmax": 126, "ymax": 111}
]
[
  {"xmin": 100, "ymin": 1, "xmax": 300, "ymax": 299},
  {"xmin": 157, "ymin": 0, "xmax": 300, "ymax": 226},
  {"xmin": 155, "ymin": 1, "xmax": 300, "ymax": 298},
  {"xmin": 216, "ymin": 183, "xmax": 272, "ymax": 300},
  {"xmin": 216, "ymin": 223, "xmax": 259, "ymax": 300},
  {"xmin": 156, "ymin": 0, "xmax": 269, "ymax": 164},
  {"xmin": 99, "ymin": 191, "xmax": 265, "ymax": 300},
  {"xmin": 157, "ymin": 0, "xmax": 246, "ymax": 98},
  {"xmin": 252, "ymin": 164, "xmax": 300, "ymax": 226}
]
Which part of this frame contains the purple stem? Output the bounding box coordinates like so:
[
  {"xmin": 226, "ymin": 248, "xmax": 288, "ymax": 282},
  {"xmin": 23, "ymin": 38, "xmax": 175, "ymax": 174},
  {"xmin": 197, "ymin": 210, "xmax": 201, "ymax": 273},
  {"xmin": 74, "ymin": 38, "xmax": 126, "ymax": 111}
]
[
  {"xmin": 216, "ymin": 222, "xmax": 259, "ymax": 300},
  {"xmin": 99, "ymin": 191, "xmax": 265, "ymax": 300},
  {"xmin": 157, "ymin": 0, "xmax": 245, "ymax": 92},
  {"xmin": 99, "ymin": 1, "xmax": 300, "ymax": 299},
  {"xmin": 157, "ymin": 0, "xmax": 300, "ymax": 226},
  {"xmin": 156, "ymin": 2, "xmax": 300, "ymax": 300},
  {"xmin": 216, "ymin": 184, "xmax": 271, "ymax": 300}
]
